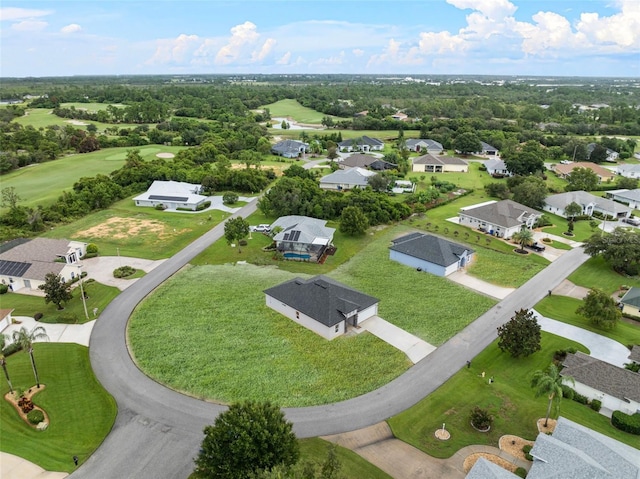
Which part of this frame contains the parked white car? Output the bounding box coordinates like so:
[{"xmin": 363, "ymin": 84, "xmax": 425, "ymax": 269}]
[{"xmin": 250, "ymin": 224, "xmax": 271, "ymax": 233}]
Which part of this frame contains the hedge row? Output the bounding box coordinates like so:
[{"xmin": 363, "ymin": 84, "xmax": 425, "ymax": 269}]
[{"xmin": 611, "ymin": 411, "xmax": 640, "ymax": 435}]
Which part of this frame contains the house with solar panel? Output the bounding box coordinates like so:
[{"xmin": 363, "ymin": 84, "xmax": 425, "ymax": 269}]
[
  {"xmin": 270, "ymin": 215, "xmax": 336, "ymax": 262},
  {"xmin": 133, "ymin": 180, "xmax": 208, "ymax": 211},
  {"xmin": 264, "ymin": 275, "xmax": 379, "ymax": 340},
  {"xmin": 0, "ymin": 238, "xmax": 87, "ymax": 293}
]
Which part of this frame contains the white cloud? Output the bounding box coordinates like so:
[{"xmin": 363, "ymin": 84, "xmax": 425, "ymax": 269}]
[
  {"xmin": 251, "ymin": 38, "xmax": 276, "ymax": 62},
  {"xmin": 446, "ymin": 0, "xmax": 517, "ymax": 19},
  {"xmin": 215, "ymin": 21, "xmax": 261, "ymax": 65},
  {"xmin": 310, "ymin": 51, "xmax": 346, "ymax": 66},
  {"xmin": 417, "ymin": 31, "xmax": 469, "ymax": 54},
  {"xmin": 0, "ymin": 7, "xmax": 51, "ymax": 21},
  {"xmin": 61, "ymin": 23, "xmax": 82, "ymax": 34},
  {"xmin": 276, "ymin": 51, "xmax": 291, "ymax": 65},
  {"xmin": 11, "ymin": 20, "xmax": 47, "ymax": 32},
  {"xmin": 352, "ymin": 48, "xmax": 364, "ymax": 57},
  {"xmin": 146, "ymin": 33, "xmax": 201, "ymax": 65}
]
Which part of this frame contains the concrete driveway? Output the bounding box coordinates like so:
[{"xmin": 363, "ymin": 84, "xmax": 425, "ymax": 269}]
[
  {"xmin": 358, "ymin": 316, "xmax": 436, "ymax": 364},
  {"xmin": 81, "ymin": 256, "xmax": 166, "ymax": 291},
  {"xmin": 447, "ymin": 270, "xmax": 515, "ymax": 300}
]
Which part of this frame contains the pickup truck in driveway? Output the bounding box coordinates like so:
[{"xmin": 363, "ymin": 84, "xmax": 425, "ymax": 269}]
[{"xmin": 526, "ymin": 242, "xmax": 546, "ymax": 252}]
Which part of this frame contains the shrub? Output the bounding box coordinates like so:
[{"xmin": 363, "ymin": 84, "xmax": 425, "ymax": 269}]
[
  {"xmin": 522, "ymin": 444, "xmax": 533, "ymax": 461},
  {"xmin": 0, "ymin": 284, "xmax": 8, "ymax": 294},
  {"xmin": 534, "ymin": 215, "xmax": 552, "ymax": 228},
  {"xmin": 560, "ymin": 384, "xmax": 575, "ymax": 400},
  {"xmin": 27, "ymin": 409, "xmax": 45, "ymax": 425},
  {"xmin": 2, "ymin": 342, "xmax": 22, "ymax": 357},
  {"xmin": 238, "ymin": 239, "xmax": 248, "ymax": 246},
  {"xmin": 573, "ymin": 392, "xmax": 589, "ymax": 405},
  {"xmin": 470, "ymin": 406, "xmax": 493, "ymax": 430},
  {"xmin": 590, "ymin": 399, "xmax": 602, "ymax": 412},
  {"xmin": 113, "ymin": 266, "xmax": 136, "ymax": 278},
  {"xmin": 18, "ymin": 396, "xmax": 34, "ymax": 414},
  {"xmin": 515, "ymin": 467, "xmax": 527, "ymax": 478},
  {"xmin": 196, "ymin": 201, "xmax": 211, "ymax": 211},
  {"xmin": 82, "ymin": 252, "xmax": 98, "ymax": 259},
  {"xmin": 34, "ymin": 312, "xmax": 43, "ymax": 321},
  {"xmin": 86, "ymin": 243, "xmax": 98, "ymax": 254},
  {"xmin": 611, "ymin": 411, "xmax": 640, "ymax": 435},
  {"xmin": 223, "ymin": 192, "xmax": 239, "ymax": 205},
  {"xmin": 155, "ymin": 204, "xmax": 166, "ymax": 210}
]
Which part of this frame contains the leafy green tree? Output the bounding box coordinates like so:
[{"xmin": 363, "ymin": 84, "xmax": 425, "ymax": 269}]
[
  {"xmin": 224, "ymin": 217, "xmax": 250, "ymax": 253},
  {"xmin": 564, "ymin": 201, "xmax": 583, "ymax": 220},
  {"xmin": 38, "ymin": 273, "xmax": 73, "ymax": 310},
  {"xmin": 339, "ymin": 206, "xmax": 369, "ymax": 236},
  {"xmin": 12, "ymin": 326, "xmax": 49, "ymax": 388},
  {"xmin": 589, "ymin": 144, "xmax": 608, "ymax": 163},
  {"xmin": 453, "ymin": 132, "xmax": 482, "ymax": 155},
  {"xmin": 497, "ymin": 308, "xmax": 541, "ymax": 358},
  {"xmin": 484, "ymin": 183, "xmax": 510, "ymax": 200},
  {"xmin": 511, "ymin": 227, "xmax": 534, "ymax": 253},
  {"xmin": 256, "ymin": 137, "xmax": 272, "ymax": 156},
  {"xmin": 510, "ymin": 176, "xmax": 547, "ymax": 209},
  {"xmin": 582, "ymin": 228, "xmax": 640, "ymax": 275},
  {"xmin": 327, "ymin": 146, "xmax": 339, "ymax": 160},
  {"xmin": 618, "ymin": 176, "xmax": 638, "ymax": 190},
  {"xmin": 0, "ymin": 334, "xmax": 14, "ymax": 394},
  {"xmin": 368, "ymin": 173, "xmax": 392, "ymax": 193},
  {"xmin": 504, "ymin": 141, "xmax": 546, "ymax": 176},
  {"xmin": 195, "ymin": 401, "xmax": 299, "ymax": 479},
  {"xmin": 531, "ymin": 363, "xmax": 573, "ymax": 427},
  {"xmin": 576, "ymin": 288, "xmax": 621, "ymax": 330},
  {"xmin": 565, "ymin": 167, "xmax": 599, "ymax": 192},
  {"xmin": 222, "ymin": 192, "xmax": 238, "ymax": 205}
]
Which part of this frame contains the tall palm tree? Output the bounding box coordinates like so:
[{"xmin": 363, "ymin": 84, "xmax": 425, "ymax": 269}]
[
  {"xmin": 512, "ymin": 227, "xmax": 534, "ymax": 253},
  {"xmin": 12, "ymin": 326, "xmax": 49, "ymax": 389},
  {"xmin": 531, "ymin": 363, "xmax": 574, "ymax": 427},
  {"xmin": 0, "ymin": 334, "xmax": 13, "ymax": 394}
]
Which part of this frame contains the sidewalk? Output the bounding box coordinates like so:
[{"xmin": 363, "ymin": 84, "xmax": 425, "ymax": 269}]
[
  {"xmin": 0, "ymin": 452, "xmax": 67, "ymax": 479},
  {"xmin": 4, "ymin": 316, "xmax": 93, "ymax": 347}
]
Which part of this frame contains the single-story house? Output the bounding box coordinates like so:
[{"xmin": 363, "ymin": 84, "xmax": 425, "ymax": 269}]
[
  {"xmin": 606, "ymin": 188, "xmax": 640, "ymax": 209},
  {"xmin": 553, "ymin": 162, "xmax": 615, "ymax": 183},
  {"xmin": 264, "ymin": 275, "xmax": 379, "ymax": 340},
  {"xmin": 544, "ymin": 191, "xmax": 631, "ymax": 219},
  {"xmin": 620, "ymin": 287, "xmax": 640, "ymax": 318},
  {"xmin": 270, "ymin": 215, "xmax": 335, "ymax": 262},
  {"xmin": 389, "ymin": 232, "xmax": 474, "ymax": 277},
  {"xmin": 0, "ymin": 308, "xmax": 14, "ymax": 331},
  {"xmin": 0, "ymin": 238, "xmax": 87, "ymax": 292},
  {"xmin": 562, "ymin": 351, "xmax": 640, "ymax": 416},
  {"xmin": 411, "ymin": 154, "xmax": 468, "ymax": 173},
  {"xmin": 484, "ymin": 158, "xmax": 512, "ymax": 177},
  {"xmin": 271, "ymin": 139, "xmax": 309, "ymax": 158},
  {"xmin": 587, "ymin": 142, "xmax": 619, "ymax": 162},
  {"xmin": 337, "ymin": 136, "xmax": 384, "ymax": 153},
  {"xmin": 405, "ymin": 139, "xmax": 443, "ymax": 154},
  {"xmin": 391, "ymin": 112, "xmax": 408, "ymax": 121},
  {"xmin": 461, "ymin": 141, "xmax": 499, "ymax": 157},
  {"xmin": 391, "ymin": 180, "xmax": 416, "ymax": 194},
  {"xmin": 617, "ymin": 164, "xmax": 640, "ymax": 179},
  {"xmin": 133, "ymin": 180, "xmax": 208, "ymax": 211},
  {"xmin": 341, "ymin": 154, "xmax": 395, "ymax": 171},
  {"xmin": 458, "ymin": 200, "xmax": 541, "ymax": 239},
  {"xmin": 466, "ymin": 417, "xmax": 640, "ymax": 479},
  {"xmin": 319, "ymin": 167, "xmax": 376, "ymax": 190}
]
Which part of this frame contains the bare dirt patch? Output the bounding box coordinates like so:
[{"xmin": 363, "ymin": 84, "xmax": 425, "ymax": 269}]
[
  {"xmin": 463, "ymin": 453, "xmax": 518, "ymax": 473},
  {"xmin": 76, "ymin": 217, "xmax": 187, "ymax": 240},
  {"xmin": 156, "ymin": 152, "xmax": 175, "ymax": 159},
  {"xmin": 499, "ymin": 435, "xmax": 534, "ymax": 461}
]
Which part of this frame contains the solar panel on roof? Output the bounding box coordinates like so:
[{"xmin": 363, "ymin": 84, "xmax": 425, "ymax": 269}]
[
  {"xmin": 148, "ymin": 195, "xmax": 189, "ymax": 202},
  {"xmin": 0, "ymin": 260, "xmax": 31, "ymax": 277},
  {"xmin": 291, "ymin": 230, "xmax": 301, "ymax": 241}
]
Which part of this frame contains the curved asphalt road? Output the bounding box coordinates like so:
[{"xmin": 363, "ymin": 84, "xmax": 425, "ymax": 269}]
[{"xmin": 73, "ymin": 200, "xmax": 591, "ymax": 478}]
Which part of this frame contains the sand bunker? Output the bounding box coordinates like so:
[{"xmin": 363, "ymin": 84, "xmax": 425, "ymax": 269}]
[
  {"xmin": 65, "ymin": 119, "xmax": 89, "ymax": 126},
  {"xmin": 156, "ymin": 152, "xmax": 175, "ymax": 159},
  {"xmin": 76, "ymin": 217, "xmax": 186, "ymax": 240}
]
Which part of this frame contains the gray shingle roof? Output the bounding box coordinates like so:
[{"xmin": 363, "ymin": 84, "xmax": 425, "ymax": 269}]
[
  {"xmin": 405, "ymin": 139, "xmax": 443, "ymax": 150},
  {"xmin": 621, "ymin": 287, "xmax": 640, "ymax": 308},
  {"xmin": 545, "ymin": 191, "xmax": 631, "ymax": 215},
  {"xmin": 618, "ymin": 164, "xmax": 640, "ymax": 175},
  {"xmin": 460, "ymin": 200, "xmax": 541, "ymax": 229},
  {"xmin": 481, "ymin": 141, "xmax": 498, "ymax": 152},
  {"xmin": 264, "ymin": 275, "xmax": 378, "ymax": 327},
  {"xmin": 338, "ymin": 136, "xmax": 384, "ymax": 148},
  {"xmin": 465, "ymin": 458, "xmax": 519, "ymax": 479},
  {"xmin": 562, "ymin": 351, "xmax": 640, "ymax": 403},
  {"xmin": 485, "ymin": 158, "xmax": 508, "ymax": 171},
  {"xmin": 0, "ymin": 238, "xmax": 72, "ymax": 281},
  {"xmin": 390, "ymin": 233, "xmax": 474, "ymax": 267},
  {"xmin": 412, "ymin": 154, "xmax": 468, "ymax": 166},
  {"xmin": 341, "ymin": 154, "xmax": 379, "ymax": 168},
  {"xmin": 271, "ymin": 216, "xmax": 335, "ymax": 246},
  {"xmin": 320, "ymin": 167, "xmax": 375, "ymax": 187},
  {"xmin": 629, "ymin": 345, "xmax": 640, "ymax": 363},
  {"xmin": 271, "ymin": 139, "xmax": 308, "ymax": 156},
  {"xmin": 611, "ymin": 188, "xmax": 640, "ymax": 203}
]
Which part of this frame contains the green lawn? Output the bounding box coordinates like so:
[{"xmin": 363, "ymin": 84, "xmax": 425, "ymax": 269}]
[
  {"xmin": 1, "ymin": 280, "xmax": 120, "ymax": 324},
  {"xmin": 1, "ymin": 145, "xmax": 186, "ymax": 211},
  {"xmin": 129, "ymin": 263, "xmax": 411, "ymax": 407},
  {"xmin": 261, "ymin": 99, "xmax": 348, "ymax": 123},
  {"xmin": 567, "ymin": 256, "xmax": 640, "ymax": 294},
  {"xmin": 60, "ymin": 102, "xmax": 124, "ymax": 111},
  {"xmin": 388, "ymin": 332, "xmax": 639, "ymax": 457},
  {"xmin": 14, "ymin": 108, "xmax": 145, "ymax": 132},
  {"xmin": 534, "ymin": 296, "xmax": 640, "ymax": 347},
  {"xmin": 41, "ymin": 196, "xmax": 230, "ymax": 259},
  {"xmin": 546, "ymin": 239, "xmax": 572, "ymax": 250},
  {"xmin": 466, "ymin": 247, "xmax": 548, "ymax": 287},
  {"xmin": 0, "ymin": 343, "xmax": 117, "ymax": 472},
  {"xmin": 540, "ymin": 214, "xmax": 600, "ymax": 242}
]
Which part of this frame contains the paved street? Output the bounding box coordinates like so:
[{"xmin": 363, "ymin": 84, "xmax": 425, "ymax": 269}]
[{"xmin": 70, "ymin": 193, "xmax": 591, "ymax": 479}]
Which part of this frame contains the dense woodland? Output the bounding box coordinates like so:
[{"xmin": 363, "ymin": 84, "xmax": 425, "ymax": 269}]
[{"xmin": 1, "ymin": 75, "xmax": 639, "ymax": 240}]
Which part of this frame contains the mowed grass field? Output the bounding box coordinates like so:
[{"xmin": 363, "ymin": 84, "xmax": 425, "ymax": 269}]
[
  {"xmin": 260, "ymin": 99, "xmax": 349, "ymax": 123},
  {"xmin": 0, "ymin": 344, "xmax": 117, "ymax": 472},
  {"xmin": 1, "ymin": 145, "xmax": 187, "ymax": 211},
  {"xmin": 13, "ymin": 108, "xmax": 144, "ymax": 131}
]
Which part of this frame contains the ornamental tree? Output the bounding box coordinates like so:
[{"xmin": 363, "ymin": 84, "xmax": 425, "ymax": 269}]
[
  {"xmin": 576, "ymin": 288, "xmax": 621, "ymax": 330},
  {"xmin": 582, "ymin": 227, "xmax": 640, "ymax": 276},
  {"xmin": 224, "ymin": 217, "xmax": 250, "ymax": 253},
  {"xmin": 497, "ymin": 309, "xmax": 541, "ymax": 358},
  {"xmin": 195, "ymin": 401, "xmax": 299, "ymax": 479},
  {"xmin": 38, "ymin": 273, "xmax": 73, "ymax": 310},
  {"xmin": 339, "ymin": 206, "xmax": 369, "ymax": 236}
]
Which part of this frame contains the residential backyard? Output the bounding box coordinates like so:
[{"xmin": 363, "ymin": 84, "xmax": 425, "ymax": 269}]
[{"xmin": 0, "ymin": 344, "xmax": 117, "ymax": 472}]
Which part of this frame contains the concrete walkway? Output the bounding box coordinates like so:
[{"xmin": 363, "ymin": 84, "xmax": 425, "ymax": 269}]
[
  {"xmin": 447, "ymin": 269, "xmax": 515, "ymax": 300},
  {"xmin": 358, "ymin": 316, "xmax": 436, "ymax": 364},
  {"xmin": 0, "ymin": 452, "xmax": 68, "ymax": 479},
  {"xmin": 534, "ymin": 311, "xmax": 631, "ymax": 367},
  {"xmin": 3, "ymin": 316, "xmax": 93, "ymax": 347}
]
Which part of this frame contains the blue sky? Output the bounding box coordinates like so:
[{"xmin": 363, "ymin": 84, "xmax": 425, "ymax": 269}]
[{"xmin": 1, "ymin": 0, "xmax": 638, "ymax": 77}]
